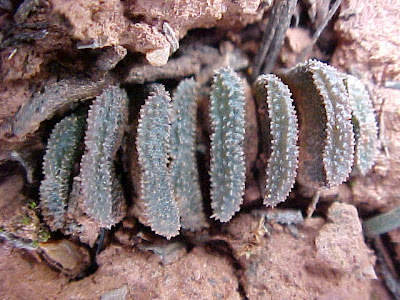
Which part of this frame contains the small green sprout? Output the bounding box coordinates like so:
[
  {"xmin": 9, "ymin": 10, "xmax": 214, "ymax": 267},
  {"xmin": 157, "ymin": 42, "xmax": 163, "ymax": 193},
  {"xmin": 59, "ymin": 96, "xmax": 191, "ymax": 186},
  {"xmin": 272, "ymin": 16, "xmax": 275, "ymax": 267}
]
[{"xmin": 19, "ymin": 214, "xmax": 32, "ymax": 226}]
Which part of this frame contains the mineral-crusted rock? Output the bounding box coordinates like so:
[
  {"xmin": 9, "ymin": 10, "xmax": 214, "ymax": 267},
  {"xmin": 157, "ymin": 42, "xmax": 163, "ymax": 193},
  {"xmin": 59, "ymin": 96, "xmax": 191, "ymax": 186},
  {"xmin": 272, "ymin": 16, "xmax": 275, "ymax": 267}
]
[
  {"xmin": 332, "ymin": 0, "xmax": 400, "ymax": 212},
  {"xmin": 315, "ymin": 202, "xmax": 376, "ymax": 278},
  {"xmin": 226, "ymin": 210, "xmax": 376, "ymax": 299}
]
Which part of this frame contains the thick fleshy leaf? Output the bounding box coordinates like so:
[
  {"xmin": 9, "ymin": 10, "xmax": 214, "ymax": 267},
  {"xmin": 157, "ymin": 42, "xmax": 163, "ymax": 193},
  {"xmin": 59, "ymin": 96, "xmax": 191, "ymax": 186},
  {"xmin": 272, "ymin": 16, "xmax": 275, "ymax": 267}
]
[
  {"xmin": 254, "ymin": 74, "xmax": 299, "ymax": 207},
  {"xmin": 342, "ymin": 74, "xmax": 378, "ymax": 175},
  {"xmin": 40, "ymin": 111, "xmax": 86, "ymax": 231},
  {"xmin": 209, "ymin": 67, "xmax": 246, "ymax": 222},
  {"xmin": 137, "ymin": 84, "xmax": 180, "ymax": 239},
  {"xmin": 80, "ymin": 85, "xmax": 128, "ymax": 229},
  {"xmin": 171, "ymin": 79, "xmax": 207, "ymax": 230},
  {"xmin": 279, "ymin": 59, "xmax": 354, "ymax": 189}
]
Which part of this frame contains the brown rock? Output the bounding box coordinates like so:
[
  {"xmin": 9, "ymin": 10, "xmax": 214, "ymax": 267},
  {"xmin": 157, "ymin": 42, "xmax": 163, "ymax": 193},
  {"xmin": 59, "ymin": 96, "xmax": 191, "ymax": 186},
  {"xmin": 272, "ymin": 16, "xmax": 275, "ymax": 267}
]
[
  {"xmin": 0, "ymin": 241, "xmax": 240, "ymax": 299},
  {"xmin": 315, "ymin": 202, "xmax": 376, "ymax": 278},
  {"xmin": 0, "ymin": 80, "xmax": 32, "ymax": 128},
  {"xmin": 0, "ymin": 245, "xmax": 67, "ymax": 299},
  {"xmin": 123, "ymin": 0, "xmax": 266, "ymax": 40},
  {"xmin": 226, "ymin": 208, "xmax": 375, "ymax": 300},
  {"xmin": 280, "ymin": 27, "xmax": 312, "ymax": 68},
  {"xmin": 49, "ymin": 0, "xmax": 269, "ymax": 64},
  {"xmin": 333, "ymin": 0, "xmax": 400, "ymax": 83},
  {"xmin": 331, "ymin": 0, "xmax": 400, "ymax": 213},
  {"xmin": 57, "ymin": 245, "xmax": 241, "ymax": 299},
  {"xmin": 38, "ymin": 239, "xmax": 91, "ymax": 278}
]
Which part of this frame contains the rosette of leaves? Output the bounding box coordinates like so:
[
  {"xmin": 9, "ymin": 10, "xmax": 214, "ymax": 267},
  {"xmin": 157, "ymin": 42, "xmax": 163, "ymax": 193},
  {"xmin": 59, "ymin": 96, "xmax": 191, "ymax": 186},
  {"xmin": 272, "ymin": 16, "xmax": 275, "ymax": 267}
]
[
  {"xmin": 209, "ymin": 67, "xmax": 246, "ymax": 222},
  {"xmin": 136, "ymin": 84, "xmax": 181, "ymax": 239},
  {"xmin": 254, "ymin": 74, "xmax": 299, "ymax": 207},
  {"xmin": 279, "ymin": 59, "xmax": 355, "ymax": 189},
  {"xmin": 40, "ymin": 110, "xmax": 86, "ymax": 231},
  {"xmin": 170, "ymin": 79, "xmax": 207, "ymax": 230},
  {"xmin": 80, "ymin": 85, "xmax": 128, "ymax": 229}
]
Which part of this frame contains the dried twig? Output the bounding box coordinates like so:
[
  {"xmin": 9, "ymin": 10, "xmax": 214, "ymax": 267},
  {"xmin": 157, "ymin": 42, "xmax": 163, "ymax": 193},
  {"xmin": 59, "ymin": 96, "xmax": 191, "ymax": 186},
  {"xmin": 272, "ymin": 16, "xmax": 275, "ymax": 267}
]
[
  {"xmin": 252, "ymin": 0, "xmax": 298, "ymax": 79},
  {"xmin": 297, "ymin": 0, "xmax": 343, "ymax": 63},
  {"xmin": 372, "ymin": 236, "xmax": 400, "ymax": 300}
]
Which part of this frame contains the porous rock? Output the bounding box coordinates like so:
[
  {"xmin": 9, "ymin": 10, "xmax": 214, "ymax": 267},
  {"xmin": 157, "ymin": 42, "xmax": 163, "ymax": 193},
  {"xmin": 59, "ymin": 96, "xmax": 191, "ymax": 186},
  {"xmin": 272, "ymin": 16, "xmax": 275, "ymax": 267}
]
[
  {"xmin": 226, "ymin": 206, "xmax": 375, "ymax": 300},
  {"xmin": 50, "ymin": 0, "xmax": 268, "ymax": 63},
  {"xmin": 315, "ymin": 202, "xmax": 376, "ymax": 278},
  {"xmin": 332, "ymin": 0, "xmax": 400, "ymax": 212},
  {"xmin": 59, "ymin": 245, "xmax": 241, "ymax": 299}
]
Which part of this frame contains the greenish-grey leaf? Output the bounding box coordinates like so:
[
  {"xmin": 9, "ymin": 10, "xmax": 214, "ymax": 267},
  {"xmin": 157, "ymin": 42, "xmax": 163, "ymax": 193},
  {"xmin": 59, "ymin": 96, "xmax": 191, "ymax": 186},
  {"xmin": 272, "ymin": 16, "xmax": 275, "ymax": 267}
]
[
  {"xmin": 80, "ymin": 85, "xmax": 128, "ymax": 229},
  {"xmin": 13, "ymin": 76, "xmax": 110, "ymax": 139},
  {"xmin": 310, "ymin": 60, "xmax": 354, "ymax": 187},
  {"xmin": 363, "ymin": 207, "xmax": 400, "ymax": 237},
  {"xmin": 210, "ymin": 67, "xmax": 246, "ymax": 222},
  {"xmin": 279, "ymin": 59, "xmax": 354, "ymax": 189},
  {"xmin": 254, "ymin": 74, "xmax": 299, "ymax": 207},
  {"xmin": 171, "ymin": 79, "xmax": 207, "ymax": 230},
  {"xmin": 342, "ymin": 74, "xmax": 378, "ymax": 175},
  {"xmin": 137, "ymin": 84, "xmax": 180, "ymax": 239},
  {"xmin": 40, "ymin": 111, "xmax": 86, "ymax": 231}
]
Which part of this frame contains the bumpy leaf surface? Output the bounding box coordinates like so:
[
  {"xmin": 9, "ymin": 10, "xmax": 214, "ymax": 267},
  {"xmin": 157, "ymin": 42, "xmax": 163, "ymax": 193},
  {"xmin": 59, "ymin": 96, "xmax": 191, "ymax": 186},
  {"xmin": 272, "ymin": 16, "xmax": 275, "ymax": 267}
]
[
  {"xmin": 280, "ymin": 59, "xmax": 354, "ymax": 188},
  {"xmin": 13, "ymin": 76, "xmax": 110, "ymax": 139},
  {"xmin": 343, "ymin": 74, "xmax": 378, "ymax": 175},
  {"xmin": 254, "ymin": 74, "xmax": 299, "ymax": 207},
  {"xmin": 170, "ymin": 79, "xmax": 207, "ymax": 230},
  {"xmin": 210, "ymin": 67, "xmax": 246, "ymax": 222},
  {"xmin": 310, "ymin": 60, "xmax": 354, "ymax": 187},
  {"xmin": 80, "ymin": 85, "xmax": 128, "ymax": 228},
  {"xmin": 40, "ymin": 111, "xmax": 86, "ymax": 231},
  {"xmin": 137, "ymin": 84, "xmax": 180, "ymax": 239}
]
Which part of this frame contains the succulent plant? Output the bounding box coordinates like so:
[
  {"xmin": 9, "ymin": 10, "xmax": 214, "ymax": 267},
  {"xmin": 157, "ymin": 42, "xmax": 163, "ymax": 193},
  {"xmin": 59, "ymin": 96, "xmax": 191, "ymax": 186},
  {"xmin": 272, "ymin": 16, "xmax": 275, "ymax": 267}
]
[
  {"xmin": 12, "ymin": 57, "xmax": 378, "ymax": 241},
  {"xmin": 363, "ymin": 207, "xmax": 400, "ymax": 237},
  {"xmin": 170, "ymin": 79, "xmax": 207, "ymax": 230},
  {"xmin": 80, "ymin": 85, "xmax": 128, "ymax": 229},
  {"xmin": 209, "ymin": 67, "xmax": 246, "ymax": 222},
  {"xmin": 12, "ymin": 76, "xmax": 111, "ymax": 139},
  {"xmin": 279, "ymin": 59, "xmax": 355, "ymax": 189},
  {"xmin": 342, "ymin": 74, "xmax": 378, "ymax": 175},
  {"xmin": 40, "ymin": 110, "xmax": 86, "ymax": 231},
  {"xmin": 136, "ymin": 84, "xmax": 181, "ymax": 239},
  {"xmin": 254, "ymin": 74, "xmax": 299, "ymax": 207}
]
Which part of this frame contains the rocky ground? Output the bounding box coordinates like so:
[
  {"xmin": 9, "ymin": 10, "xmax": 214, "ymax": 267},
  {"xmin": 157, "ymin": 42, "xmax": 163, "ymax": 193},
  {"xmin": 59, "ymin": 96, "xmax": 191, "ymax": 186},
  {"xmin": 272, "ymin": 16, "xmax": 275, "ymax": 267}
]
[{"xmin": 0, "ymin": 0, "xmax": 400, "ymax": 299}]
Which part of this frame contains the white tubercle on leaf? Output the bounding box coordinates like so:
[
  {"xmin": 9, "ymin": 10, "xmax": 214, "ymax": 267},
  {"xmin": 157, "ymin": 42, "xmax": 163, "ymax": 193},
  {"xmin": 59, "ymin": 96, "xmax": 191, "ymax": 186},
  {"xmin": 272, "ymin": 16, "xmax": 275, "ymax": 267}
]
[
  {"xmin": 209, "ymin": 67, "xmax": 246, "ymax": 222},
  {"xmin": 80, "ymin": 85, "xmax": 128, "ymax": 229},
  {"xmin": 342, "ymin": 74, "xmax": 378, "ymax": 175},
  {"xmin": 309, "ymin": 60, "xmax": 354, "ymax": 188},
  {"xmin": 137, "ymin": 84, "xmax": 180, "ymax": 239},
  {"xmin": 170, "ymin": 79, "xmax": 207, "ymax": 230},
  {"xmin": 254, "ymin": 74, "xmax": 299, "ymax": 207}
]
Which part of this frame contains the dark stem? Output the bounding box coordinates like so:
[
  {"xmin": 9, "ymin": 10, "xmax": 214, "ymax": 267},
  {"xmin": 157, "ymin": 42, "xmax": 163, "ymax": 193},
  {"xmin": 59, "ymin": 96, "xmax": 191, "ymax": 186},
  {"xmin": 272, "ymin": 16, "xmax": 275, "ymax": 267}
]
[
  {"xmin": 297, "ymin": 0, "xmax": 343, "ymax": 63},
  {"xmin": 252, "ymin": 0, "xmax": 298, "ymax": 79},
  {"xmin": 96, "ymin": 227, "xmax": 106, "ymax": 255}
]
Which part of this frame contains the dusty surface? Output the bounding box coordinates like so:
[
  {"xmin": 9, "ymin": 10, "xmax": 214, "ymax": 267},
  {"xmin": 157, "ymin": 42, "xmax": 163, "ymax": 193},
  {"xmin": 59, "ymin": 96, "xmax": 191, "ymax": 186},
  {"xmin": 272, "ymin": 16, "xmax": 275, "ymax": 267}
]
[
  {"xmin": 0, "ymin": 0, "xmax": 400, "ymax": 299},
  {"xmin": 331, "ymin": 0, "xmax": 400, "ymax": 214},
  {"xmin": 333, "ymin": 0, "xmax": 400, "ymax": 83},
  {"xmin": 0, "ymin": 242, "xmax": 241, "ymax": 300},
  {"xmin": 0, "ymin": 203, "xmax": 375, "ymax": 300},
  {"xmin": 50, "ymin": 0, "xmax": 267, "ymax": 52},
  {"xmin": 0, "ymin": 80, "xmax": 32, "ymax": 125},
  {"xmin": 0, "ymin": 244, "xmax": 67, "ymax": 300},
  {"xmin": 225, "ymin": 203, "xmax": 376, "ymax": 300}
]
